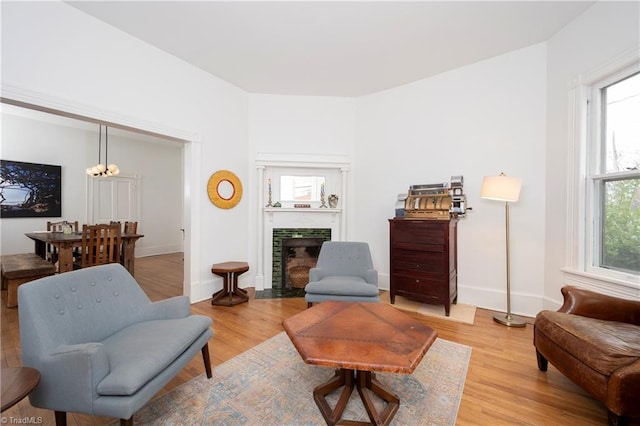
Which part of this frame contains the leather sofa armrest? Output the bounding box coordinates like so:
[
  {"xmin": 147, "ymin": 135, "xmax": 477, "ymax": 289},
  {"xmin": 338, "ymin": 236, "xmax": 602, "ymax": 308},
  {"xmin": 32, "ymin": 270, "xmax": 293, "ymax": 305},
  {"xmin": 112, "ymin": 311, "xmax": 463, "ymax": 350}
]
[
  {"xmin": 559, "ymin": 286, "xmax": 640, "ymax": 325},
  {"xmin": 607, "ymin": 360, "xmax": 640, "ymax": 418}
]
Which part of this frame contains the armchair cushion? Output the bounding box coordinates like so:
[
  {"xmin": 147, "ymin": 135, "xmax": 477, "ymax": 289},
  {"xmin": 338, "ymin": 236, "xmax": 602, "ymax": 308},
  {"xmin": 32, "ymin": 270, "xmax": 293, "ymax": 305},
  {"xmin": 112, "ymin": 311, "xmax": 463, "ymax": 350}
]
[
  {"xmin": 305, "ymin": 276, "xmax": 379, "ymax": 297},
  {"xmin": 97, "ymin": 315, "xmax": 212, "ymax": 395},
  {"xmin": 535, "ymin": 310, "xmax": 640, "ymax": 376}
]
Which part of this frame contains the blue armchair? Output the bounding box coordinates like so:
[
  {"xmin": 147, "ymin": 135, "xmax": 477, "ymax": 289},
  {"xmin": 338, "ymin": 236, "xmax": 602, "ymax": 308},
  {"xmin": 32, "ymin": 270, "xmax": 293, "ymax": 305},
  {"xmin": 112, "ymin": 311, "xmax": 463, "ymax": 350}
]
[
  {"xmin": 18, "ymin": 263, "xmax": 213, "ymax": 426},
  {"xmin": 304, "ymin": 241, "xmax": 379, "ymax": 307}
]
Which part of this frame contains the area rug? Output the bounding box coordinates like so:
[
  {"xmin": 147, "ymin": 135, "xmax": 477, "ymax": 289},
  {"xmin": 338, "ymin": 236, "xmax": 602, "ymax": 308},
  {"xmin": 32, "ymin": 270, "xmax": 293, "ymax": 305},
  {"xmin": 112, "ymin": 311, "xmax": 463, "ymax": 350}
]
[
  {"xmin": 381, "ymin": 293, "xmax": 476, "ymax": 325},
  {"xmin": 132, "ymin": 332, "xmax": 471, "ymax": 425}
]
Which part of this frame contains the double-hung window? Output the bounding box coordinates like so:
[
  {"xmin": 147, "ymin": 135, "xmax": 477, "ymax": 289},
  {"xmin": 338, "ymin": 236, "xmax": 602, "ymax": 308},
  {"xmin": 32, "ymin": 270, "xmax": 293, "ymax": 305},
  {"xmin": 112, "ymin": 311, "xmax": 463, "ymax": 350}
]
[
  {"xmin": 590, "ymin": 71, "xmax": 640, "ymax": 275},
  {"xmin": 584, "ymin": 66, "xmax": 640, "ymax": 282}
]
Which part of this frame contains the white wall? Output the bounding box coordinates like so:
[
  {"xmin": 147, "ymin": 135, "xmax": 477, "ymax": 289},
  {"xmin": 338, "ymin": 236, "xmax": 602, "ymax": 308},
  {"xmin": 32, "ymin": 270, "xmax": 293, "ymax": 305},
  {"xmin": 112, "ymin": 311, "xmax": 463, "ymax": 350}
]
[
  {"xmin": 247, "ymin": 94, "xmax": 357, "ymax": 277},
  {"xmin": 544, "ymin": 2, "xmax": 640, "ymax": 307},
  {"xmin": 1, "ymin": 1, "xmax": 249, "ymax": 301},
  {"xmin": 249, "ymin": 95, "xmax": 357, "ymax": 157},
  {"xmin": 1, "ymin": 106, "xmax": 184, "ymax": 257},
  {"xmin": 355, "ymin": 44, "xmax": 548, "ymax": 317}
]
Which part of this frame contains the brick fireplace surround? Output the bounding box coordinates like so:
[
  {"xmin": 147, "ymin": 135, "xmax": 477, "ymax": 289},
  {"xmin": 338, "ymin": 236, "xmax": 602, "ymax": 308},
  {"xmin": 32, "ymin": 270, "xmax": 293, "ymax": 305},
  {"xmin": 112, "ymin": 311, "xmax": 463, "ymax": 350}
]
[{"xmin": 274, "ymin": 230, "xmax": 332, "ymax": 288}]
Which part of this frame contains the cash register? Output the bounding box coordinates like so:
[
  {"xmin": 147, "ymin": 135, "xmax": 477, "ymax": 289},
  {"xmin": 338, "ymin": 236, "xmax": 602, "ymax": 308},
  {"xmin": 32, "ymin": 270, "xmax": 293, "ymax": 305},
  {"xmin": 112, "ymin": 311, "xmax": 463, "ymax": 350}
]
[{"xmin": 395, "ymin": 175, "xmax": 468, "ymax": 219}]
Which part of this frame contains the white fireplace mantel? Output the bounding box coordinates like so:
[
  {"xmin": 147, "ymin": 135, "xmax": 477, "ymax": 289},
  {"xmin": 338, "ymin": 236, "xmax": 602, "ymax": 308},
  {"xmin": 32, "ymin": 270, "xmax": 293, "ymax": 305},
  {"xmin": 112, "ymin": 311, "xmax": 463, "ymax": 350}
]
[{"xmin": 254, "ymin": 154, "xmax": 350, "ymax": 290}]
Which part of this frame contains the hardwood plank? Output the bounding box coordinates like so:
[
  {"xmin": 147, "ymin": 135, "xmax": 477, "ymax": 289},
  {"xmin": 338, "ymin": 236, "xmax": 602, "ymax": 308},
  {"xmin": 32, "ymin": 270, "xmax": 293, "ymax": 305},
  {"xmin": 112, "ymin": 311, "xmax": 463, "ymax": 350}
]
[{"xmin": 1, "ymin": 252, "xmax": 635, "ymax": 425}]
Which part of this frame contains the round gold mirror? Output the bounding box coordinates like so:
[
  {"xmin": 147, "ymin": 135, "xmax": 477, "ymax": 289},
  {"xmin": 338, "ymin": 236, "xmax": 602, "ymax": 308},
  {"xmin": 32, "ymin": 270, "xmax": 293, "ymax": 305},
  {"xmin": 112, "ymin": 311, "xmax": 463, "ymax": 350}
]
[{"xmin": 207, "ymin": 170, "xmax": 243, "ymax": 209}]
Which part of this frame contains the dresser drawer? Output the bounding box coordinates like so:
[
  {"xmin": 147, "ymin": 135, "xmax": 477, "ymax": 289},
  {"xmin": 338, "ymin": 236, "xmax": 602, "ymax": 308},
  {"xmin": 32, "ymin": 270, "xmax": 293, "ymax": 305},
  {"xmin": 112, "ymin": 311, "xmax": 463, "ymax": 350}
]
[
  {"xmin": 392, "ymin": 274, "xmax": 449, "ymax": 295},
  {"xmin": 391, "ymin": 220, "xmax": 446, "ymax": 244}
]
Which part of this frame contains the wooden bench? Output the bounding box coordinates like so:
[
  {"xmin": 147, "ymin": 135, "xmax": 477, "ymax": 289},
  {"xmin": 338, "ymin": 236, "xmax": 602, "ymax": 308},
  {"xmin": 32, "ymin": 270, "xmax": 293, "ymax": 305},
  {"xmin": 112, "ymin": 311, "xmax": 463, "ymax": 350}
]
[{"xmin": 1, "ymin": 254, "xmax": 56, "ymax": 308}]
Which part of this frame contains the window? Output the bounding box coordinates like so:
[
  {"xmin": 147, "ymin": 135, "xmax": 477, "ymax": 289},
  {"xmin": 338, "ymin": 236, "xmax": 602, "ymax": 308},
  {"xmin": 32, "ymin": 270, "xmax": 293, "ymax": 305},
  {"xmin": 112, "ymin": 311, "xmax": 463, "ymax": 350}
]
[
  {"xmin": 279, "ymin": 175, "xmax": 325, "ymax": 202},
  {"xmin": 587, "ymin": 70, "xmax": 640, "ymax": 277}
]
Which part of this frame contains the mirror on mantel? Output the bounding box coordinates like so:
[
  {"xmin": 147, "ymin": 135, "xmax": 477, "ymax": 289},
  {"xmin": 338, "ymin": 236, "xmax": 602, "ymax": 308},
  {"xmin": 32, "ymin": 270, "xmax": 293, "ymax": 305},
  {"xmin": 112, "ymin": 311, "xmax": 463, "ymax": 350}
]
[
  {"xmin": 263, "ymin": 166, "xmax": 342, "ymax": 209},
  {"xmin": 280, "ymin": 175, "xmax": 325, "ymax": 203}
]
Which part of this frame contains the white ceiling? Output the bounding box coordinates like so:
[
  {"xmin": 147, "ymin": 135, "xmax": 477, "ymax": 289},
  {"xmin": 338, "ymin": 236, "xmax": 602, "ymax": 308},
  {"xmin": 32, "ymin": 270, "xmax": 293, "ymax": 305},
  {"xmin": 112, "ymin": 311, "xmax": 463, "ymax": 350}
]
[{"xmin": 69, "ymin": 1, "xmax": 595, "ymax": 97}]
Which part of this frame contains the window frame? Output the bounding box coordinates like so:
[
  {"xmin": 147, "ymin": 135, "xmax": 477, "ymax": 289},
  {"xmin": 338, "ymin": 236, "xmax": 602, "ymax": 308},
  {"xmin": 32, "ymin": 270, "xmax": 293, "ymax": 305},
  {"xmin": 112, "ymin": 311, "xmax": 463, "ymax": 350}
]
[
  {"xmin": 585, "ymin": 67, "xmax": 640, "ymax": 280},
  {"xmin": 563, "ymin": 52, "xmax": 640, "ymax": 292}
]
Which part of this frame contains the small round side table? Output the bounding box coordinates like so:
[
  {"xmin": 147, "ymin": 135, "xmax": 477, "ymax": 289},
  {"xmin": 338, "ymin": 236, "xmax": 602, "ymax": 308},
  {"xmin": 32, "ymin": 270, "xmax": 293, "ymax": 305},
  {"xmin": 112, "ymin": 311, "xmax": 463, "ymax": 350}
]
[
  {"xmin": 1, "ymin": 367, "xmax": 40, "ymax": 412},
  {"xmin": 211, "ymin": 261, "xmax": 249, "ymax": 306}
]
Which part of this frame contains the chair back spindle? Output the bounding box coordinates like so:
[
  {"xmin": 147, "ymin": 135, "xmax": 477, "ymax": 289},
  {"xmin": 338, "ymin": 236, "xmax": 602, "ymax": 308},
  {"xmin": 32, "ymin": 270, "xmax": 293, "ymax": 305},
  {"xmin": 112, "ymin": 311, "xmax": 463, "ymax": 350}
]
[{"xmin": 78, "ymin": 224, "xmax": 122, "ymax": 268}]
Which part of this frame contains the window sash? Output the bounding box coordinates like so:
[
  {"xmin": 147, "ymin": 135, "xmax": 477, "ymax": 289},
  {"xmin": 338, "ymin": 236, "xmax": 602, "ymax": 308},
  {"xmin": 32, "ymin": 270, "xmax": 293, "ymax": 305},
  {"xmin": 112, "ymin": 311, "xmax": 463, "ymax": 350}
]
[
  {"xmin": 586, "ymin": 69, "xmax": 640, "ymax": 279},
  {"xmin": 563, "ymin": 48, "xmax": 640, "ymax": 293}
]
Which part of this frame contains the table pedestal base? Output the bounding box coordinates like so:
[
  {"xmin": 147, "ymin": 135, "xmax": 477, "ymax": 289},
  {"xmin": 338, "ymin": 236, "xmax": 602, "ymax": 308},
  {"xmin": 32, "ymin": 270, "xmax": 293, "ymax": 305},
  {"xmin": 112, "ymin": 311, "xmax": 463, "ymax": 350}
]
[
  {"xmin": 211, "ymin": 286, "xmax": 249, "ymax": 306},
  {"xmin": 313, "ymin": 368, "xmax": 399, "ymax": 426}
]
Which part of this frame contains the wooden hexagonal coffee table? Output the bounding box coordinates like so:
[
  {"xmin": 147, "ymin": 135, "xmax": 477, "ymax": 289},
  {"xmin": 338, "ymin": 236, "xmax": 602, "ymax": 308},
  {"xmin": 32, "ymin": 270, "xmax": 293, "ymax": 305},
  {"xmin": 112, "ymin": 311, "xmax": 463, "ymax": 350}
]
[{"xmin": 283, "ymin": 301, "xmax": 438, "ymax": 426}]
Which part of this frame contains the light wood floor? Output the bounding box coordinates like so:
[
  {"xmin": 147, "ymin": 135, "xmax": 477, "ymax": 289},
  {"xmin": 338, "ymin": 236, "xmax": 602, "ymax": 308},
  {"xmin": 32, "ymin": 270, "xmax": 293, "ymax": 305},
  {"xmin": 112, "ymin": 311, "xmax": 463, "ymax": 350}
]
[{"xmin": 1, "ymin": 253, "xmax": 630, "ymax": 425}]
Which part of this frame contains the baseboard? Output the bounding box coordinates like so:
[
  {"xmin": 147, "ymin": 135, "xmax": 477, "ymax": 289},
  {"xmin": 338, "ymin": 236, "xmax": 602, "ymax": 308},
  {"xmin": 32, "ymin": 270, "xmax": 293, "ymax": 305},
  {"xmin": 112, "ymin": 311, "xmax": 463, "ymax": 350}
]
[{"xmin": 135, "ymin": 244, "xmax": 183, "ymax": 258}]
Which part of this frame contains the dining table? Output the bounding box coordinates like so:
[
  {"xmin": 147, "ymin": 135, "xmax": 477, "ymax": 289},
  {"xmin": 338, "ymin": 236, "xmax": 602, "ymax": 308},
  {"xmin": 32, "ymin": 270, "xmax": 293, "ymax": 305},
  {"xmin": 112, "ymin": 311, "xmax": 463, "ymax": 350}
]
[{"xmin": 25, "ymin": 231, "xmax": 144, "ymax": 275}]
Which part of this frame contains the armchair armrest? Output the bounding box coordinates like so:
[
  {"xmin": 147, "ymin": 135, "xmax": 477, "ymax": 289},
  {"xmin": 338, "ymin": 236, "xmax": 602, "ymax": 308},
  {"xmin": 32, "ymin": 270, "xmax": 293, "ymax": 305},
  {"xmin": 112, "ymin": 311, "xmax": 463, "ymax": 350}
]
[
  {"xmin": 140, "ymin": 295, "xmax": 191, "ymax": 321},
  {"xmin": 30, "ymin": 343, "xmax": 110, "ymax": 412},
  {"xmin": 607, "ymin": 360, "xmax": 640, "ymax": 413},
  {"xmin": 309, "ymin": 267, "xmax": 326, "ymax": 282},
  {"xmin": 364, "ymin": 269, "xmax": 378, "ymax": 285},
  {"xmin": 559, "ymin": 286, "xmax": 640, "ymax": 325}
]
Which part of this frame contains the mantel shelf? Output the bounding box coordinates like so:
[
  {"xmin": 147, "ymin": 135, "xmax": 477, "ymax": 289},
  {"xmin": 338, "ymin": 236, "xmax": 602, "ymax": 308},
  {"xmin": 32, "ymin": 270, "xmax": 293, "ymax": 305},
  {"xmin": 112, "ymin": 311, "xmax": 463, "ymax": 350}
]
[{"xmin": 264, "ymin": 208, "xmax": 341, "ymax": 213}]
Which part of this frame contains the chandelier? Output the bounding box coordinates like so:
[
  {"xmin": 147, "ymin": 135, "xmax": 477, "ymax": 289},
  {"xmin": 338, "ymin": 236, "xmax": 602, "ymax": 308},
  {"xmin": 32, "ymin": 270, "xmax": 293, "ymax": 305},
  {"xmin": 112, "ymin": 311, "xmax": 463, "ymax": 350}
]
[{"xmin": 87, "ymin": 125, "xmax": 120, "ymax": 177}]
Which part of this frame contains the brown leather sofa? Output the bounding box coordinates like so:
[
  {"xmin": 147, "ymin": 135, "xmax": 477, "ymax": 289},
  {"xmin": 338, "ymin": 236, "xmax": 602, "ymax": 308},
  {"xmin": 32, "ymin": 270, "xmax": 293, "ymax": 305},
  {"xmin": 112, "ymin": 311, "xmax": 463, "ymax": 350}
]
[{"xmin": 534, "ymin": 286, "xmax": 640, "ymax": 426}]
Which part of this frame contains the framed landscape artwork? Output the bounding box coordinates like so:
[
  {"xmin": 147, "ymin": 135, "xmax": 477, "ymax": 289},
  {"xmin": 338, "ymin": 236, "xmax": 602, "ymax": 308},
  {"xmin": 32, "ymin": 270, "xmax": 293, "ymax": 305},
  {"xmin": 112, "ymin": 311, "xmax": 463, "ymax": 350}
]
[{"xmin": 0, "ymin": 160, "xmax": 62, "ymax": 218}]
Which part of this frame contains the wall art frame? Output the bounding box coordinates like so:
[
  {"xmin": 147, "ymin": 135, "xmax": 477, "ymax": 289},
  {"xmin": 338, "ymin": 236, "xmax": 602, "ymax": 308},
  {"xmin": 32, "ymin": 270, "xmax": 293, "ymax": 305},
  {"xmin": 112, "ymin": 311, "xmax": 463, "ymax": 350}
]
[{"xmin": 0, "ymin": 159, "xmax": 62, "ymax": 218}]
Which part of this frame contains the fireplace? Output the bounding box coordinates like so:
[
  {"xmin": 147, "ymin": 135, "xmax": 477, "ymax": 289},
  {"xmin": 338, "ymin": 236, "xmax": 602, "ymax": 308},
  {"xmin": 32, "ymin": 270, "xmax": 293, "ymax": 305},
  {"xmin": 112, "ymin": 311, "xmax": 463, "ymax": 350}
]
[
  {"xmin": 281, "ymin": 238, "xmax": 323, "ymax": 288},
  {"xmin": 255, "ymin": 154, "xmax": 350, "ymax": 291},
  {"xmin": 272, "ymin": 228, "xmax": 331, "ymax": 288}
]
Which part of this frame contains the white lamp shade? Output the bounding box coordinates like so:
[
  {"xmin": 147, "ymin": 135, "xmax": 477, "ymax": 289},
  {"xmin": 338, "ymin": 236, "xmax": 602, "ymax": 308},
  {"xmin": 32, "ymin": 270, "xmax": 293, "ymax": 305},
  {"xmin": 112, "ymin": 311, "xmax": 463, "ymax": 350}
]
[{"xmin": 480, "ymin": 174, "xmax": 522, "ymax": 202}]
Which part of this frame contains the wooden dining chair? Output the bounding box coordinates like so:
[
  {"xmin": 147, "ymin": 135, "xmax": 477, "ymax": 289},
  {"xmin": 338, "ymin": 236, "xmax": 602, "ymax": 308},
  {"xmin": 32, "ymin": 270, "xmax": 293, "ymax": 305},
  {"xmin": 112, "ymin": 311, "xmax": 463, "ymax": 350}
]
[
  {"xmin": 108, "ymin": 221, "xmax": 138, "ymax": 265},
  {"xmin": 109, "ymin": 221, "xmax": 138, "ymax": 234},
  {"xmin": 46, "ymin": 220, "xmax": 79, "ymax": 264},
  {"xmin": 124, "ymin": 221, "xmax": 138, "ymax": 234},
  {"xmin": 75, "ymin": 224, "xmax": 122, "ymax": 269}
]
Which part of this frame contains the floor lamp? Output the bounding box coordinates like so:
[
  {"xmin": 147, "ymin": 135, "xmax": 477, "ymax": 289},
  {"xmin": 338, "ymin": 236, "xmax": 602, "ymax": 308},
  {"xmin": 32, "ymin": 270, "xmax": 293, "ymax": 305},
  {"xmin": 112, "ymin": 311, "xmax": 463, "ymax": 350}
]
[{"xmin": 480, "ymin": 173, "xmax": 526, "ymax": 328}]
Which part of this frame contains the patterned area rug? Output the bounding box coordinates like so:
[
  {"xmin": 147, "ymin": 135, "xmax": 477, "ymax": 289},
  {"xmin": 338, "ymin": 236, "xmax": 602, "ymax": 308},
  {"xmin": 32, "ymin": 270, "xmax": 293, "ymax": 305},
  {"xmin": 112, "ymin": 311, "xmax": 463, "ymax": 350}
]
[{"xmin": 132, "ymin": 332, "xmax": 471, "ymax": 425}]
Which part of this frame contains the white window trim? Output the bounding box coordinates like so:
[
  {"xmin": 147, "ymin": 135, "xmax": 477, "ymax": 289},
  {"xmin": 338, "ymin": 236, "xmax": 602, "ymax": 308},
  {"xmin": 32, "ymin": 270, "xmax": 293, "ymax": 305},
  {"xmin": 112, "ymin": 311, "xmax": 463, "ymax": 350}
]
[{"xmin": 563, "ymin": 46, "xmax": 640, "ymax": 297}]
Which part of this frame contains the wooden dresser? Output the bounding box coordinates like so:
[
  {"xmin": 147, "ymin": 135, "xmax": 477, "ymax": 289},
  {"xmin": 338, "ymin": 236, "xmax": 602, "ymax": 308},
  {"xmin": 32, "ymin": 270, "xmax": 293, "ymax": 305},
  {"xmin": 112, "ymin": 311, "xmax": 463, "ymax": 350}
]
[{"xmin": 389, "ymin": 218, "xmax": 458, "ymax": 316}]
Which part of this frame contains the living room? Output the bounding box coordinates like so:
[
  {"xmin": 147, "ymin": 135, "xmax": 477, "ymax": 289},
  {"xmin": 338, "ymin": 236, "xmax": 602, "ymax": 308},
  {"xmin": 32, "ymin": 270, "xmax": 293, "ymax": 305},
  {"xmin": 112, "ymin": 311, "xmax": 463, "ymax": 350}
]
[{"xmin": 1, "ymin": 1, "xmax": 639, "ymax": 425}]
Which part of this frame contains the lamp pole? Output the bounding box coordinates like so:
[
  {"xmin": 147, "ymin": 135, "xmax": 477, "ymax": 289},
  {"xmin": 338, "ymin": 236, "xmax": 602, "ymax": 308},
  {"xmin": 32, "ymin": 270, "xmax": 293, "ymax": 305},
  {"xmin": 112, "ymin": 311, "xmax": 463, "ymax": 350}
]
[{"xmin": 493, "ymin": 200, "xmax": 526, "ymax": 327}]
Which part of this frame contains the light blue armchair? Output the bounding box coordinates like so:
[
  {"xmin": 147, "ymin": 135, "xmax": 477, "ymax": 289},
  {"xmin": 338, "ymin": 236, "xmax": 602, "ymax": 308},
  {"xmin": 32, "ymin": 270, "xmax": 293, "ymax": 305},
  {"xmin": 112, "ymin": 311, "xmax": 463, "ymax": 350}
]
[
  {"xmin": 304, "ymin": 241, "xmax": 379, "ymax": 307},
  {"xmin": 18, "ymin": 263, "xmax": 213, "ymax": 426}
]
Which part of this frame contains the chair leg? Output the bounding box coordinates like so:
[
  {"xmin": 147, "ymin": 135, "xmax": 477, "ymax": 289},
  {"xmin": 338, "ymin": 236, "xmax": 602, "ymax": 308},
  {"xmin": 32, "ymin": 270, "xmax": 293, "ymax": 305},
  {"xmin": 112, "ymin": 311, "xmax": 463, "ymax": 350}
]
[
  {"xmin": 607, "ymin": 410, "xmax": 629, "ymax": 426},
  {"xmin": 54, "ymin": 411, "xmax": 67, "ymax": 426},
  {"xmin": 202, "ymin": 343, "xmax": 212, "ymax": 378},
  {"xmin": 120, "ymin": 417, "xmax": 133, "ymax": 426},
  {"xmin": 535, "ymin": 350, "xmax": 548, "ymax": 371}
]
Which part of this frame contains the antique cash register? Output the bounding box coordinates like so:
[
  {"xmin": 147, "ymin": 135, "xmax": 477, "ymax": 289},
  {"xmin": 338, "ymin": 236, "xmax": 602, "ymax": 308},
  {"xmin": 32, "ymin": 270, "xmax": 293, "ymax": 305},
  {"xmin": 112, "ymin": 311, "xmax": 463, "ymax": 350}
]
[
  {"xmin": 389, "ymin": 176, "xmax": 468, "ymax": 316},
  {"xmin": 399, "ymin": 175, "xmax": 468, "ymax": 219}
]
